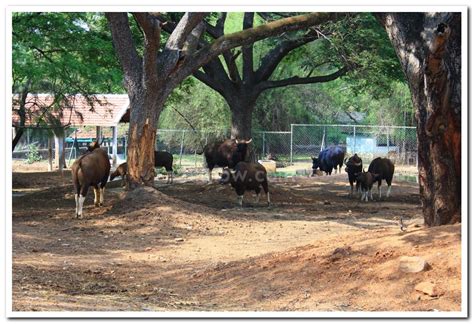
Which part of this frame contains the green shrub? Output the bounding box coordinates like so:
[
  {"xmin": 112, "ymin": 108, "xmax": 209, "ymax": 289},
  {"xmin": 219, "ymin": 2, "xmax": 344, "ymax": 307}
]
[{"xmin": 25, "ymin": 144, "xmax": 42, "ymax": 164}]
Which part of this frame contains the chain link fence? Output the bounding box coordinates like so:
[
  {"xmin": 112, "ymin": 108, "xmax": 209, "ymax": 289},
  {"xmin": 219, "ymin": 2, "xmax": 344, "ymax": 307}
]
[
  {"xmin": 155, "ymin": 129, "xmax": 230, "ymax": 171},
  {"xmin": 289, "ymin": 124, "xmax": 418, "ymax": 167},
  {"xmin": 13, "ymin": 124, "xmax": 418, "ymax": 176}
]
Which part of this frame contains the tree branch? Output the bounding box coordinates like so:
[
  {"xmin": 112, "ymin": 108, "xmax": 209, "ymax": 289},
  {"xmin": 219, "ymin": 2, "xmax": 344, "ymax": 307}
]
[
  {"xmin": 257, "ymin": 66, "xmax": 347, "ymax": 92},
  {"xmin": 205, "ymin": 12, "xmax": 227, "ymax": 39},
  {"xmin": 255, "ymin": 34, "xmax": 320, "ymax": 82},
  {"xmin": 133, "ymin": 13, "xmax": 161, "ymax": 89},
  {"xmin": 222, "ymin": 50, "xmax": 242, "ymax": 83},
  {"xmin": 173, "ymin": 12, "xmax": 344, "ymax": 88},
  {"xmin": 193, "ymin": 69, "xmax": 226, "ymax": 96},
  {"xmin": 158, "ymin": 12, "xmax": 207, "ymax": 79},
  {"xmin": 105, "ymin": 13, "xmax": 143, "ymax": 89},
  {"xmin": 242, "ymin": 13, "xmax": 255, "ymax": 83}
]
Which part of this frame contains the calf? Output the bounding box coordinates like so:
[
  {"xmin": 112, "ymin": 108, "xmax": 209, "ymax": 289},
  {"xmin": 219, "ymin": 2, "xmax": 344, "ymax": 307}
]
[
  {"xmin": 110, "ymin": 162, "xmax": 128, "ymax": 187},
  {"xmin": 155, "ymin": 151, "xmax": 173, "ymax": 184},
  {"xmin": 219, "ymin": 161, "xmax": 270, "ymax": 207},
  {"xmin": 368, "ymin": 157, "xmax": 395, "ymax": 199},
  {"xmin": 355, "ymin": 171, "xmax": 379, "ymax": 202},
  {"xmin": 71, "ymin": 143, "xmax": 111, "ymax": 218},
  {"xmin": 344, "ymin": 154, "xmax": 363, "ymax": 196}
]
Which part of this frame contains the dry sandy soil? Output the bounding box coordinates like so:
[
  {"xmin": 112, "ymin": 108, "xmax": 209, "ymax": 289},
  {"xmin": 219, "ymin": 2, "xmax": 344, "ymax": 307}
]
[{"xmin": 11, "ymin": 161, "xmax": 462, "ymax": 314}]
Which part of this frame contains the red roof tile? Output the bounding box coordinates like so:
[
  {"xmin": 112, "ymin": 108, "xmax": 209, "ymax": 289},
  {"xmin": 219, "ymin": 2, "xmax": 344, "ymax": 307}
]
[{"xmin": 12, "ymin": 94, "xmax": 129, "ymax": 127}]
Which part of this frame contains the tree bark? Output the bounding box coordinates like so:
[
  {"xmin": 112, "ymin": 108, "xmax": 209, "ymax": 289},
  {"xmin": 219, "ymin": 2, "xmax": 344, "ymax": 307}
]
[
  {"xmin": 376, "ymin": 13, "xmax": 461, "ymax": 226},
  {"xmin": 12, "ymin": 79, "xmax": 31, "ymax": 151},
  {"xmin": 227, "ymin": 94, "xmax": 257, "ymax": 140},
  {"xmin": 12, "ymin": 128, "xmax": 24, "ymax": 151},
  {"xmin": 126, "ymin": 90, "xmax": 165, "ymax": 188},
  {"xmin": 53, "ymin": 130, "xmax": 66, "ymax": 172}
]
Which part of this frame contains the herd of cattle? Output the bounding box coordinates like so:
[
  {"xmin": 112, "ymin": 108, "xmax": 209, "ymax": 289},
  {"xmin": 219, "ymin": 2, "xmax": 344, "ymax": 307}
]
[{"xmin": 70, "ymin": 138, "xmax": 395, "ymax": 218}]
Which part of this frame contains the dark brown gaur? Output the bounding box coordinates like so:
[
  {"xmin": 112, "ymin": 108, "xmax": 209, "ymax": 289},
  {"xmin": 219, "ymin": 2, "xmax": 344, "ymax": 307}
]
[
  {"xmin": 344, "ymin": 153, "xmax": 363, "ymax": 197},
  {"xmin": 368, "ymin": 157, "xmax": 395, "ymax": 199},
  {"xmin": 71, "ymin": 142, "xmax": 111, "ymax": 218},
  {"xmin": 219, "ymin": 161, "xmax": 270, "ymax": 207},
  {"xmin": 154, "ymin": 151, "xmax": 173, "ymax": 184},
  {"xmin": 199, "ymin": 138, "xmax": 252, "ymax": 183}
]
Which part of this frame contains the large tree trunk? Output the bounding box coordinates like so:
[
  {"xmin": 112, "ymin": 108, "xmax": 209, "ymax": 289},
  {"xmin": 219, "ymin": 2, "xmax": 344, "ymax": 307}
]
[
  {"xmin": 12, "ymin": 128, "xmax": 24, "ymax": 151},
  {"xmin": 376, "ymin": 13, "xmax": 461, "ymax": 226},
  {"xmin": 126, "ymin": 90, "xmax": 165, "ymax": 188},
  {"xmin": 228, "ymin": 94, "xmax": 257, "ymax": 140}
]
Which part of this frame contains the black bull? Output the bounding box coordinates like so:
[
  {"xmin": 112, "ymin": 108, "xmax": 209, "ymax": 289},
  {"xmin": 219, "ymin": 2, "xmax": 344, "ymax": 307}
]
[{"xmin": 311, "ymin": 146, "xmax": 346, "ymax": 175}]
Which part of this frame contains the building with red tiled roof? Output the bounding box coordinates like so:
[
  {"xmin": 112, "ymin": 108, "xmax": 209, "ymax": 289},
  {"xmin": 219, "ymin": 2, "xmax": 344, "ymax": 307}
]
[
  {"xmin": 12, "ymin": 94, "xmax": 130, "ymax": 167},
  {"xmin": 12, "ymin": 94, "xmax": 129, "ymax": 128}
]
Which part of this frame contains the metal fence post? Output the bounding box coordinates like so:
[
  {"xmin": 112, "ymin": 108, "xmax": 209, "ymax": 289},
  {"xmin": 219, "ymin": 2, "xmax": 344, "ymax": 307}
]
[
  {"xmin": 290, "ymin": 124, "xmax": 294, "ymax": 164},
  {"xmin": 352, "ymin": 125, "xmax": 356, "ymax": 154},
  {"xmin": 179, "ymin": 130, "xmax": 185, "ymax": 166}
]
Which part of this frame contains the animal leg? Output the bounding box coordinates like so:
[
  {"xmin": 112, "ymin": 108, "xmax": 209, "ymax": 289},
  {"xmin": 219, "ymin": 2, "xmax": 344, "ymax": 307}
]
[
  {"xmin": 94, "ymin": 188, "xmax": 100, "ymax": 207},
  {"xmin": 387, "ymin": 185, "xmax": 391, "ymax": 198},
  {"xmin": 100, "ymin": 187, "xmax": 105, "ymax": 206},
  {"xmin": 75, "ymin": 194, "xmax": 79, "ymax": 216},
  {"xmin": 267, "ymin": 192, "xmax": 271, "ymax": 206},
  {"xmin": 378, "ymin": 185, "xmax": 382, "ymax": 199},
  {"xmin": 169, "ymin": 171, "xmax": 173, "ymax": 184},
  {"xmin": 77, "ymin": 195, "xmax": 86, "ymax": 218},
  {"xmin": 255, "ymin": 192, "xmax": 261, "ymax": 204},
  {"xmin": 370, "ymin": 188, "xmax": 374, "ymax": 201},
  {"xmin": 237, "ymin": 195, "xmax": 243, "ymax": 207},
  {"xmin": 208, "ymin": 170, "xmax": 213, "ymax": 183},
  {"xmin": 349, "ymin": 183, "xmax": 353, "ymax": 197}
]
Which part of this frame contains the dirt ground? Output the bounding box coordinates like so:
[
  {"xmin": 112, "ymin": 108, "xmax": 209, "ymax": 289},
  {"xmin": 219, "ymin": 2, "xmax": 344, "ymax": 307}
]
[{"xmin": 11, "ymin": 161, "xmax": 462, "ymax": 313}]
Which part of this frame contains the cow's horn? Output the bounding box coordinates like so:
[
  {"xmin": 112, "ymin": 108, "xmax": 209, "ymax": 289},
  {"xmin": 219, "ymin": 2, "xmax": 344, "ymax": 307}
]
[
  {"xmin": 245, "ymin": 138, "xmax": 252, "ymax": 144},
  {"xmin": 354, "ymin": 161, "xmax": 362, "ymax": 166},
  {"xmin": 235, "ymin": 139, "xmax": 239, "ymax": 144}
]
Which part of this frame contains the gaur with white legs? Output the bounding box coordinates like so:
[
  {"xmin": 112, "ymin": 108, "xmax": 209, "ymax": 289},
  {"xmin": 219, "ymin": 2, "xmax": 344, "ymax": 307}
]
[
  {"xmin": 219, "ymin": 161, "xmax": 270, "ymax": 207},
  {"xmin": 368, "ymin": 157, "xmax": 395, "ymax": 199},
  {"xmin": 71, "ymin": 141, "xmax": 111, "ymax": 218}
]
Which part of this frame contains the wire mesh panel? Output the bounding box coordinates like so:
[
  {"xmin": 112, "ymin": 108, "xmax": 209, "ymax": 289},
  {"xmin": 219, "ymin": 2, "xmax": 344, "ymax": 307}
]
[
  {"xmin": 290, "ymin": 124, "xmax": 417, "ymax": 166},
  {"xmin": 156, "ymin": 129, "xmax": 230, "ymax": 170},
  {"xmin": 254, "ymin": 131, "xmax": 291, "ymax": 162}
]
